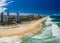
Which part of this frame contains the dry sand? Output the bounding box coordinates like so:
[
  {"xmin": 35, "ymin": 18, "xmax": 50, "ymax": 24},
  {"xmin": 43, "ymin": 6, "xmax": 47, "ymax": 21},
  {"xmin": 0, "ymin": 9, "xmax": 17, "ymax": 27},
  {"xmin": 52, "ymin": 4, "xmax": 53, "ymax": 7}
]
[{"xmin": 0, "ymin": 17, "xmax": 46, "ymax": 37}]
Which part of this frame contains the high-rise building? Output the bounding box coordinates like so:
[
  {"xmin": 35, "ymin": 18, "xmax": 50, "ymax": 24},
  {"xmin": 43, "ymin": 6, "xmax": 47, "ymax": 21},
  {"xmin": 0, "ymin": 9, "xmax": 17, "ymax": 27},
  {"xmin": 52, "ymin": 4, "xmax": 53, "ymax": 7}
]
[
  {"xmin": 16, "ymin": 11, "xmax": 21, "ymax": 23},
  {"xmin": 38, "ymin": 14, "xmax": 41, "ymax": 18},
  {"xmin": 1, "ymin": 12, "xmax": 4, "ymax": 23},
  {"xmin": 7, "ymin": 12, "xmax": 10, "ymax": 23},
  {"xmin": 31, "ymin": 14, "xmax": 34, "ymax": 20}
]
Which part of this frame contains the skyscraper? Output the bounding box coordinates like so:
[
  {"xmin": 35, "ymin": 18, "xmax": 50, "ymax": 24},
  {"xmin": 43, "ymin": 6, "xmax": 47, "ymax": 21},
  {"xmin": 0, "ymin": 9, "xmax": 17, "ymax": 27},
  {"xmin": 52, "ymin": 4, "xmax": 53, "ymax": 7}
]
[
  {"xmin": 1, "ymin": 12, "xmax": 4, "ymax": 23},
  {"xmin": 7, "ymin": 12, "xmax": 10, "ymax": 23},
  {"xmin": 16, "ymin": 11, "xmax": 21, "ymax": 23}
]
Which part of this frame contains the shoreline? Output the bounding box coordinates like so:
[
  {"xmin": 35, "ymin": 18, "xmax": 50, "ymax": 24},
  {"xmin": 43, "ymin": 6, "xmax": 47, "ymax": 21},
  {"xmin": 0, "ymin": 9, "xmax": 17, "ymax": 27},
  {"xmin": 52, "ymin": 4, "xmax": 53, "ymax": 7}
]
[
  {"xmin": 0, "ymin": 17, "xmax": 46, "ymax": 43},
  {"xmin": 0, "ymin": 17, "xmax": 46, "ymax": 37}
]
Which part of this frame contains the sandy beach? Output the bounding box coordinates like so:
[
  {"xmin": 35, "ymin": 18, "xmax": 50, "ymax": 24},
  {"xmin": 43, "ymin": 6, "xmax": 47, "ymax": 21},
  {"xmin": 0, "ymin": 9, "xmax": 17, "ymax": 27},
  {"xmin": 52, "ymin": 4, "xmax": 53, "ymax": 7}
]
[{"xmin": 0, "ymin": 17, "xmax": 46, "ymax": 37}]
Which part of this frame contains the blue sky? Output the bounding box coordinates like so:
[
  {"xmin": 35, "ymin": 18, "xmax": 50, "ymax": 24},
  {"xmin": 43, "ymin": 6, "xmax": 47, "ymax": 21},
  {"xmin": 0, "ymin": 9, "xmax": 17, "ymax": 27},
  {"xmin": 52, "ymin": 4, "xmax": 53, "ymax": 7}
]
[{"xmin": 6, "ymin": 0, "xmax": 60, "ymax": 15}]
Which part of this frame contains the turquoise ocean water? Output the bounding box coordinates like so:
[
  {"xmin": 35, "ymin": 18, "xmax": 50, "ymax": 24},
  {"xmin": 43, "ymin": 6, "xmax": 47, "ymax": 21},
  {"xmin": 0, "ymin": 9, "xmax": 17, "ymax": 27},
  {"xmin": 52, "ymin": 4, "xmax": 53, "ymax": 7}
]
[{"xmin": 21, "ymin": 16, "xmax": 60, "ymax": 43}]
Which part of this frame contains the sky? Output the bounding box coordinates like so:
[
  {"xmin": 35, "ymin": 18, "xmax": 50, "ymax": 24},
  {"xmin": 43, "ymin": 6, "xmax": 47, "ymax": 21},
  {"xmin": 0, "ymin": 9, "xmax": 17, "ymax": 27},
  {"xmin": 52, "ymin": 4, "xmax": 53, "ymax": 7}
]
[{"xmin": 5, "ymin": 0, "xmax": 60, "ymax": 15}]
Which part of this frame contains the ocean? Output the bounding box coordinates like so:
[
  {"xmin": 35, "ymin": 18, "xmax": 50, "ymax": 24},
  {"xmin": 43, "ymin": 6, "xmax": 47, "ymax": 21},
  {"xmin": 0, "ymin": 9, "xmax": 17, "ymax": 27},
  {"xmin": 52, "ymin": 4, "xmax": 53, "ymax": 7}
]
[
  {"xmin": 50, "ymin": 16, "xmax": 60, "ymax": 26},
  {"xmin": 21, "ymin": 16, "xmax": 60, "ymax": 43}
]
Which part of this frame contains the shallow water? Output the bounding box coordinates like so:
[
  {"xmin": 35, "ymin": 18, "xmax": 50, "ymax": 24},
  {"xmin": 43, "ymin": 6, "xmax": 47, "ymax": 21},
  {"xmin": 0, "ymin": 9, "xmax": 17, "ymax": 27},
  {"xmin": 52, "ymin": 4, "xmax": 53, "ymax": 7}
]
[
  {"xmin": 21, "ymin": 16, "xmax": 60, "ymax": 43},
  {"xmin": 21, "ymin": 37, "xmax": 60, "ymax": 43}
]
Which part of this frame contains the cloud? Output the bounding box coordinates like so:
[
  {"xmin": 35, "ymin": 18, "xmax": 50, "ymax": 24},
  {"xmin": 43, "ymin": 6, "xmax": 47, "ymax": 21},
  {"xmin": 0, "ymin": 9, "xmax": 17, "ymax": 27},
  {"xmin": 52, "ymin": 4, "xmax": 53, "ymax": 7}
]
[
  {"xmin": 0, "ymin": 7, "xmax": 7, "ymax": 13},
  {"xmin": 0, "ymin": 0, "xmax": 14, "ymax": 13}
]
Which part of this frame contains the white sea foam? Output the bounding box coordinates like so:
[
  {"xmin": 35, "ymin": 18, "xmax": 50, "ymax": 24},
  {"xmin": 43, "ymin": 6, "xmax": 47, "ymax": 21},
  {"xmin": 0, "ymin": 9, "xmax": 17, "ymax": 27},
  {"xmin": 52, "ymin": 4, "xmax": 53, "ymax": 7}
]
[{"xmin": 32, "ymin": 16, "xmax": 60, "ymax": 39}]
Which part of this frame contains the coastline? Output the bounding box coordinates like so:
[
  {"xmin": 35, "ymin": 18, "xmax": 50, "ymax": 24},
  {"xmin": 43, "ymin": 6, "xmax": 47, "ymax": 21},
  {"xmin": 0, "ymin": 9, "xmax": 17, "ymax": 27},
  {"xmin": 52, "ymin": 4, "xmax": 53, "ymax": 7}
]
[
  {"xmin": 0, "ymin": 17, "xmax": 46, "ymax": 37},
  {"xmin": 0, "ymin": 17, "xmax": 46, "ymax": 43}
]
